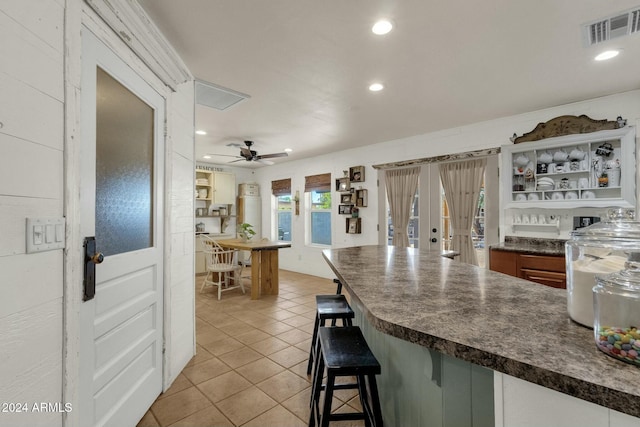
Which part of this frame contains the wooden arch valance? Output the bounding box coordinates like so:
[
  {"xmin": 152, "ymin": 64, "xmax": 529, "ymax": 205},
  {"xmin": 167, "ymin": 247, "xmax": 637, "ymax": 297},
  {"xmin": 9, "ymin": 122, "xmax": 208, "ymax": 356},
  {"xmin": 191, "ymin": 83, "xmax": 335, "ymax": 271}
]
[{"xmin": 512, "ymin": 115, "xmax": 626, "ymax": 144}]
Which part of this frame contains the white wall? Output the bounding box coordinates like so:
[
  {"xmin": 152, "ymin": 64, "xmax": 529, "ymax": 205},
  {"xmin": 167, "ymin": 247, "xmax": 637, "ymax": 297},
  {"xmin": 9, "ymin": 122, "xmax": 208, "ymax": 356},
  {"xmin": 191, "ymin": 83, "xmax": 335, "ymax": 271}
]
[
  {"xmin": 0, "ymin": 2, "xmax": 196, "ymax": 426},
  {"xmin": 0, "ymin": 2, "xmax": 65, "ymax": 426},
  {"xmin": 165, "ymin": 80, "xmax": 197, "ymax": 387},
  {"xmin": 250, "ymin": 90, "xmax": 640, "ymax": 278}
]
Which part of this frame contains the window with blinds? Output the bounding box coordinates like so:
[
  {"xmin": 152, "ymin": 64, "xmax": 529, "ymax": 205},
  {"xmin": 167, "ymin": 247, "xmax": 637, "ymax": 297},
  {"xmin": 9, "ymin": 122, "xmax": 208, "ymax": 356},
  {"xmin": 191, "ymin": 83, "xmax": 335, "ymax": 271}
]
[
  {"xmin": 305, "ymin": 173, "xmax": 332, "ymax": 245},
  {"xmin": 272, "ymin": 179, "xmax": 292, "ymax": 241}
]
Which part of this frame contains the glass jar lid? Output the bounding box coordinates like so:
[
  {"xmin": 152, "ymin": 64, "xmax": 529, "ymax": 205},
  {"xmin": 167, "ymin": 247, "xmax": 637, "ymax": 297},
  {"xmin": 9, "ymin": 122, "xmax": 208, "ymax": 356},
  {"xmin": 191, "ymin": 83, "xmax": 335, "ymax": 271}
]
[
  {"xmin": 570, "ymin": 208, "xmax": 640, "ymax": 241},
  {"xmin": 595, "ymin": 251, "xmax": 640, "ymax": 292}
]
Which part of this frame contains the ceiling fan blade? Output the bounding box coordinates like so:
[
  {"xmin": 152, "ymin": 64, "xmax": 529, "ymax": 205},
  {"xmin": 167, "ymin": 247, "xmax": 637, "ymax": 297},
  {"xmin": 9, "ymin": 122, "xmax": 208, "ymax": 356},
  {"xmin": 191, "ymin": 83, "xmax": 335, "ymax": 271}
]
[
  {"xmin": 256, "ymin": 159, "xmax": 274, "ymax": 165},
  {"xmin": 228, "ymin": 158, "xmax": 246, "ymax": 163},
  {"xmin": 240, "ymin": 147, "xmax": 253, "ymax": 157},
  {"xmin": 206, "ymin": 153, "xmax": 243, "ymax": 158},
  {"xmin": 257, "ymin": 152, "xmax": 288, "ymax": 160},
  {"xmin": 225, "ymin": 143, "xmax": 243, "ymax": 148}
]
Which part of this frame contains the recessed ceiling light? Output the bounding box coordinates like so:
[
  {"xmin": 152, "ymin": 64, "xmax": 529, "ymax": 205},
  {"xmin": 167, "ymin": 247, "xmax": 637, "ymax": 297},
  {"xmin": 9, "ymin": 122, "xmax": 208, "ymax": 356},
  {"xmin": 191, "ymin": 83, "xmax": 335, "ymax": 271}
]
[
  {"xmin": 372, "ymin": 20, "xmax": 393, "ymax": 35},
  {"xmin": 195, "ymin": 130, "xmax": 207, "ymax": 135},
  {"xmin": 595, "ymin": 50, "xmax": 620, "ymax": 61},
  {"xmin": 369, "ymin": 83, "xmax": 384, "ymax": 92},
  {"xmin": 203, "ymin": 155, "xmax": 211, "ymax": 159},
  {"xmin": 284, "ymin": 148, "xmax": 293, "ymax": 152}
]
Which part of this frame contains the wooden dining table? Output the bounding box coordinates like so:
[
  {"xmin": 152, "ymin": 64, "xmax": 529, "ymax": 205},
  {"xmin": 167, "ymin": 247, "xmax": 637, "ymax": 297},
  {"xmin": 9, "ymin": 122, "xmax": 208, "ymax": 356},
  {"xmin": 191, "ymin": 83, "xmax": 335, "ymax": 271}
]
[{"xmin": 216, "ymin": 238, "xmax": 292, "ymax": 299}]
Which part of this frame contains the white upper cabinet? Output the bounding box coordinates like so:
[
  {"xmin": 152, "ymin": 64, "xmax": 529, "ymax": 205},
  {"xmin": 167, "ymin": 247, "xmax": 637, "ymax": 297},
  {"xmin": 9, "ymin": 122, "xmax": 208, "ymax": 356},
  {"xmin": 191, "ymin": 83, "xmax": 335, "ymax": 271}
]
[
  {"xmin": 212, "ymin": 171, "xmax": 235, "ymax": 204},
  {"xmin": 502, "ymin": 126, "xmax": 636, "ymax": 208},
  {"xmin": 195, "ymin": 169, "xmax": 236, "ymax": 205}
]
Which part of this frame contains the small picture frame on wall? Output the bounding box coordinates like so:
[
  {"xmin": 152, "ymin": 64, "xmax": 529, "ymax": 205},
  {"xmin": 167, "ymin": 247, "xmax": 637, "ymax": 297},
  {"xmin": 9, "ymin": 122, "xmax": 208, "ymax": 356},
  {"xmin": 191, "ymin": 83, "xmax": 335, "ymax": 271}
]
[
  {"xmin": 350, "ymin": 166, "xmax": 365, "ymax": 182},
  {"xmin": 346, "ymin": 217, "xmax": 361, "ymax": 234},
  {"xmin": 338, "ymin": 204, "xmax": 352, "ymax": 215},
  {"xmin": 340, "ymin": 194, "xmax": 353, "ymax": 204},
  {"xmin": 336, "ymin": 177, "xmax": 350, "ymax": 192}
]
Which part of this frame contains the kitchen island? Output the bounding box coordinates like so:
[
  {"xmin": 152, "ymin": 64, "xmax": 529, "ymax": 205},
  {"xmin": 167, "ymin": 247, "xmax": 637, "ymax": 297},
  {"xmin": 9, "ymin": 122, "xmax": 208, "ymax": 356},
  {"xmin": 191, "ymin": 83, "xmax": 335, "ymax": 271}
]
[{"xmin": 323, "ymin": 245, "xmax": 640, "ymax": 426}]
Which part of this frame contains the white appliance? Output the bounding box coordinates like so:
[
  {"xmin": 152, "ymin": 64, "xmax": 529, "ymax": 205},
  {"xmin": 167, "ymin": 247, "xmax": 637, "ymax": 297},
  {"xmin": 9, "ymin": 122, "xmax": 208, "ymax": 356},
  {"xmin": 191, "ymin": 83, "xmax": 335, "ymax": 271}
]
[
  {"xmin": 237, "ymin": 184, "xmax": 261, "ymax": 268},
  {"xmin": 238, "ymin": 194, "xmax": 261, "ymax": 238}
]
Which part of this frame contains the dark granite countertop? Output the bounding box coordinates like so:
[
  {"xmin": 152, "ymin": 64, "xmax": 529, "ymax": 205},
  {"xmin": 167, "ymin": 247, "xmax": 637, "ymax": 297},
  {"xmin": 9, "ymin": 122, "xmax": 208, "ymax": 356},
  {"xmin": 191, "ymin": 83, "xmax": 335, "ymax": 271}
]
[
  {"xmin": 322, "ymin": 245, "xmax": 640, "ymax": 418},
  {"xmin": 489, "ymin": 236, "xmax": 566, "ymax": 256}
]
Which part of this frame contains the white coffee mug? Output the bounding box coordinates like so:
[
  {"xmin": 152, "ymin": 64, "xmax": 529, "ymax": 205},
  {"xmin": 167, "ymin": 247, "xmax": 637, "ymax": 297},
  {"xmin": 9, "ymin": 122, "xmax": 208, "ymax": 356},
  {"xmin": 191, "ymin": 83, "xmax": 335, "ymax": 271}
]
[
  {"xmin": 548, "ymin": 163, "xmax": 557, "ymax": 173},
  {"xmin": 538, "ymin": 214, "xmax": 546, "ymax": 224},
  {"xmin": 530, "ymin": 215, "xmax": 538, "ymax": 224},
  {"xmin": 578, "ymin": 177, "xmax": 589, "ymax": 189},
  {"xmin": 522, "ymin": 214, "xmax": 529, "ymax": 224}
]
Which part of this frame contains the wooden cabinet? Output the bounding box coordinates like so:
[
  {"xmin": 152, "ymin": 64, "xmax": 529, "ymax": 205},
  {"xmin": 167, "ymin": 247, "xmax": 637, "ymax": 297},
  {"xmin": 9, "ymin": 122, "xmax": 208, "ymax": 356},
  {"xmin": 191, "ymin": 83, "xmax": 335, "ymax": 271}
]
[
  {"xmin": 212, "ymin": 172, "xmax": 235, "ymax": 204},
  {"xmin": 489, "ymin": 250, "xmax": 518, "ymax": 276},
  {"xmin": 196, "ymin": 169, "xmax": 235, "ymax": 206},
  {"xmin": 501, "ymin": 126, "xmax": 635, "ymax": 209},
  {"xmin": 196, "ymin": 169, "xmax": 236, "ymax": 234},
  {"xmin": 489, "ymin": 250, "xmax": 566, "ymax": 289}
]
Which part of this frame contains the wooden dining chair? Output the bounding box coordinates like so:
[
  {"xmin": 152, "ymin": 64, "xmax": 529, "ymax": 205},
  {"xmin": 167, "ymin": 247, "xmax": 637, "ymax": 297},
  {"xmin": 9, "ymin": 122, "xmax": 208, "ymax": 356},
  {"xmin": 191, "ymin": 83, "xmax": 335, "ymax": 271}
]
[{"xmin": 200, "ymin": 237, "xmax": 244, "ymax": 299}]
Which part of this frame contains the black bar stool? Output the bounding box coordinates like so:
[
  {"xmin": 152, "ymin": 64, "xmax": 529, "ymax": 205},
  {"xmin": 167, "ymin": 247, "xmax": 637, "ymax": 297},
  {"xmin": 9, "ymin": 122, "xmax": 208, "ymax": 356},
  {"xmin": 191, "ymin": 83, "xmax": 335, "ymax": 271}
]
[
  {"xmin": 306, "ymin": 294, "xmax": 354, "ymax": 376},
  {"xmin": 333, "ymin": 278, "xmax": 343, "ymax": 294},
  {"xmin": 309, "ymin": 326, "xmax": 383, "ymax": 427}
]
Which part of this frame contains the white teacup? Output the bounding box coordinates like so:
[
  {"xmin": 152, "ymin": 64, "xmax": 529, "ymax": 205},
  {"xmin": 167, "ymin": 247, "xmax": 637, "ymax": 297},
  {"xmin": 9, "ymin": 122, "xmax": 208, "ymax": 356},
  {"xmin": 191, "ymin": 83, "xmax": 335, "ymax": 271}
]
[
  {"xmin": 553, "ymin": 150, "xmax": 568, "ymax": 162},
  {"xmin": 514, "ymin": 154, "xmax": 529, "ymax": 167},
  {"xmin": 566, "ymin": 191, "xmax": 578, "ymax": 200},
  {"xmin": 538, "ymin": 151, "xmax": 553, "ymax": 163},
  {"xmin": 569, "ymin": 148, "xmax": 586, "ymax": 160},
  {"xmin": 548, "ymin": 163, "xmax": 557, "ymax": 173},
  {"xmin": 578, "ymin": 177, "xmax": 589, "ymax": 189}
]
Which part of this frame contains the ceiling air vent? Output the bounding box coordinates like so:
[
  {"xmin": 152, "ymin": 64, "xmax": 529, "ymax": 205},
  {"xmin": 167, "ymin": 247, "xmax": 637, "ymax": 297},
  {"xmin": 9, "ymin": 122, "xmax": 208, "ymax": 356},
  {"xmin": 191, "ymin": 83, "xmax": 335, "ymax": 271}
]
[
  {"xmin": 584, "ymin": 7, "xmax": 640, "ymax": 45},
  {"xmin": 631, "ymin": 9, "xmax": 640, "ymax": 33},
  {"xmin": 195, "ymin": 80, "xmax": 250, "ymax": 111}
]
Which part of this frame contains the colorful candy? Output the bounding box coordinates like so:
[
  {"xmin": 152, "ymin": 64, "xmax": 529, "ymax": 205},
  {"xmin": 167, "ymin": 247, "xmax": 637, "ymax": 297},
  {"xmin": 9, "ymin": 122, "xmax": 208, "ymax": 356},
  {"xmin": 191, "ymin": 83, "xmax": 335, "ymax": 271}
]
[{"xmin": 596, "ymin": 326, "xmax": 640, "ymax": 366}]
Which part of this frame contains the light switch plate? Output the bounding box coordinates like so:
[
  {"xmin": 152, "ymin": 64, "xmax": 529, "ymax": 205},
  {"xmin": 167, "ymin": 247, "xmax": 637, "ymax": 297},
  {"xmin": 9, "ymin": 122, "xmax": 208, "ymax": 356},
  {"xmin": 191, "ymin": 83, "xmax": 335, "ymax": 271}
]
[{"xmin": 26, "ymin": 217, "xmax": 66, "ymax": 253}]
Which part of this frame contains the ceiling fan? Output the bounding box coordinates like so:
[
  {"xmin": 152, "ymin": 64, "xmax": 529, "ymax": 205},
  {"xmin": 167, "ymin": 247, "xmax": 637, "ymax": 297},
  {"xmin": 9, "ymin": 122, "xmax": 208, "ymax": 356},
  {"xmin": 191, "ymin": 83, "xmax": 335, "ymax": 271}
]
[{"xmin": 210, "ymin": 140, "xmax": 288, "ymax": 165}]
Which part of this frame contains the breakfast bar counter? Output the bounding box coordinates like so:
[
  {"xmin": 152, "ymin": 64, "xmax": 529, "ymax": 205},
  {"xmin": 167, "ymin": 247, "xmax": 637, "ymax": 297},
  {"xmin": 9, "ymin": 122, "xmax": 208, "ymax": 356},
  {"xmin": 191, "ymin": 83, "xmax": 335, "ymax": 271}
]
[{"xmin": 322, "ymin": 245, "xmax": 640, "ymax": 423}]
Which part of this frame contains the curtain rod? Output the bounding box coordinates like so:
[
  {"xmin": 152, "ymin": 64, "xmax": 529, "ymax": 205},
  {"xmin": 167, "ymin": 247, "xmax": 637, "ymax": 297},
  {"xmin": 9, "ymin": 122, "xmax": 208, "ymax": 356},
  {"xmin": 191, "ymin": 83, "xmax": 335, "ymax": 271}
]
[{"xmin": 372, "ymin": 147, "xmax": 501, "ymax": 170}]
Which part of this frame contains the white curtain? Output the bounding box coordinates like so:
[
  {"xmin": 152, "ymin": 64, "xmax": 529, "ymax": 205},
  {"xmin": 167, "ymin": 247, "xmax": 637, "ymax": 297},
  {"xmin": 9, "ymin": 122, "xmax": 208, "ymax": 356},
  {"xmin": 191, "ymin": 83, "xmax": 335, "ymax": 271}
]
[
  {"xmin": 439, "ymin": 159, "xmax": 486, "ymax": 265},
  {"xmin": 385, "ymin": 167, "xmax": 420, "ymax": 247}
]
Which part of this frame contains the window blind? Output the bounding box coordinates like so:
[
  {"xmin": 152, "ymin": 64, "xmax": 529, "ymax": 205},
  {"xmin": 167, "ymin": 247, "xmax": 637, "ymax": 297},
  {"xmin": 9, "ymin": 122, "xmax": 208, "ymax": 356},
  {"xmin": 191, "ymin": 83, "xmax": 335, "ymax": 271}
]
[
  {"xmin": 271, "ymin": 178, "xmax": 291, "ymax": 196},
  {"xmin": 304, "ymin": 173, "xmax": 331, "ymax": 192}
]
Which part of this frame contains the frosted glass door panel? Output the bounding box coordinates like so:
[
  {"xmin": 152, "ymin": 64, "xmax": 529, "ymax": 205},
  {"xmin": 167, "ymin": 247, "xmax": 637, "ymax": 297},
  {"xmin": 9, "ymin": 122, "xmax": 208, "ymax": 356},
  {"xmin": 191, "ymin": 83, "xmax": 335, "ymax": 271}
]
[{"xmin": 96, "ymin": 67, "xmax": 154, "ymax": 256}]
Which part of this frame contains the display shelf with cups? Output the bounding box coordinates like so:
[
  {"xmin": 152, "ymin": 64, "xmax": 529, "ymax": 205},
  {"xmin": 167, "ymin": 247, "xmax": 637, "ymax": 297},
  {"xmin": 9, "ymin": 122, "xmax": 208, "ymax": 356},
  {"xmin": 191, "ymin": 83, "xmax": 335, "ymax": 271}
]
[
  {"xmin": 511, "ymin": 214, "xmax": 560, "ymax": 235},
  {"xmin": 195, "ymin": 169, "xmax": 236, "ymax": 233},
  {"xmin": 196, "ymin": 169, "xmax": 213, "ymax": 201},
  {"xmin": 502, "ymin": 126, "xmax": 635, "ymax": 208}
]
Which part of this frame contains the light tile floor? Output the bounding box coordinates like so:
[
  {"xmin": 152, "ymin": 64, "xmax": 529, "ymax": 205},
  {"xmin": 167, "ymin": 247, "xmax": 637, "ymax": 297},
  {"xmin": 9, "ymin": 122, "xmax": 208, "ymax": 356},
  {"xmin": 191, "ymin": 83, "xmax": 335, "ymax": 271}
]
[{"xmin": 137, "ymin": 270, "xmax": 365, "ymax": 427}]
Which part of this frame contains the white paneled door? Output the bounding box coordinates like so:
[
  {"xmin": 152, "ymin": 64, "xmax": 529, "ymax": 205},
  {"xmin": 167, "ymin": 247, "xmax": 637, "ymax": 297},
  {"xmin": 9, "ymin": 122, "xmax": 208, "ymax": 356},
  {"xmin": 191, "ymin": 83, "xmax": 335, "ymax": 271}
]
[{"xmin": 79, "ymin": 29, "xmax": 164, "ymax": 427}]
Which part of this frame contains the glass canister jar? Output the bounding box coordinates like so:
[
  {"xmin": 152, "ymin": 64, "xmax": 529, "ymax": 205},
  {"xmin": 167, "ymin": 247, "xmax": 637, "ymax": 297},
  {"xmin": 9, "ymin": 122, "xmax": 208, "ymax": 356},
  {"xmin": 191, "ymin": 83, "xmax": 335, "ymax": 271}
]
[
  {"xmin": 593, "ymin": 252, "xmax": 640, "ymax": 365},
  {"xmin": 565, "ymin": 208, "xmax": 639, "ymax": 327}
]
